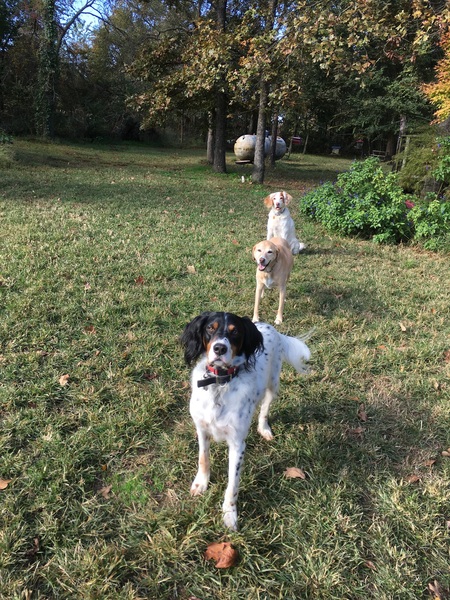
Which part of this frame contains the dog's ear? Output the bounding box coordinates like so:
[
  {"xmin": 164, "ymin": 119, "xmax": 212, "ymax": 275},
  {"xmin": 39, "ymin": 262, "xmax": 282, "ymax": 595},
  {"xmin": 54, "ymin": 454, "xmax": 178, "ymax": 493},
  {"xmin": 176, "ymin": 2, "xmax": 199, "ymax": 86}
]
[
  {"xmin": 263, "ymin": 194, "xmax": 274, "ymax": 208},
  {"xmin": 283, "ymin": 191, "xmax": 293, "ymax": 205},
  {"xmin": 252, "ymin": 244, "xmax": 257, "ymax": 261},
  {"xmin": 239, "ymin": 317, "xmax": 264, "ymax": 365},
  {"xmin": 180, "ymin": 312, "xmax": 211, "ymax": 365}
]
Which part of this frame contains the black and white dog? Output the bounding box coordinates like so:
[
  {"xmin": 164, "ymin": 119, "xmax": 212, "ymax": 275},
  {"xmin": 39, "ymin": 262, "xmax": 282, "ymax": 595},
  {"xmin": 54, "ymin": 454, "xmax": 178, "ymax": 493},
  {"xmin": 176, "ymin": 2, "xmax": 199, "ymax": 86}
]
[{"xmin": 181, "ymin": 311, "xmax": 310, "ymax": 530}]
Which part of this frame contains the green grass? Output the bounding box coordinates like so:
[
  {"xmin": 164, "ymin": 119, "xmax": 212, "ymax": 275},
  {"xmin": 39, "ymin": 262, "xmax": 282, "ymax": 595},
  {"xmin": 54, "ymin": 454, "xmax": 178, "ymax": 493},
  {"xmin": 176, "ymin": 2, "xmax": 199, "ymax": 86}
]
[{"xmin": 1, "ymin": 140, "xmax": 449, "ymax": 599}]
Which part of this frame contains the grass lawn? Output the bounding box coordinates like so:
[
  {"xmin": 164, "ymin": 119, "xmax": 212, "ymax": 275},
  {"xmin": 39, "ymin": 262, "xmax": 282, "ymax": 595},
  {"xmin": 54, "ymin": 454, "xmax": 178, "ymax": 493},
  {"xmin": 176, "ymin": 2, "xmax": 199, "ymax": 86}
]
[{"xmin": 1, "ymin": 140, "xmax": 449, "ymax": 599}]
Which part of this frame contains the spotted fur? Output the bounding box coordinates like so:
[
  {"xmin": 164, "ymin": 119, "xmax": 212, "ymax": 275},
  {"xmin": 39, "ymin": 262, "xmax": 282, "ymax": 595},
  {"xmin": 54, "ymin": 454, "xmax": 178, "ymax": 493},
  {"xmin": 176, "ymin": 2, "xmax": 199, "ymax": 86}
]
[{"xmin": 180, "ymin": 311, "xmax": 310, "ymax": 530}]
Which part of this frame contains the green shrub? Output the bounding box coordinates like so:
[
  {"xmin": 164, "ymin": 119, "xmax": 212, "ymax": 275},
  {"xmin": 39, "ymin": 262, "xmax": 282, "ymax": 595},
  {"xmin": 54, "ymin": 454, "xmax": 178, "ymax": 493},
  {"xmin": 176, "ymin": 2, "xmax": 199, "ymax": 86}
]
[
  {"xmin": 408, "ymin": 194, "xmax": 450, "ymax": 251},
  {"xmin": 300, "ymin": 157, "xmax": 412, "ymax": 244},
  {"xmin": 396, "ymin": 129, "xmax": 437, "ymax": 195}
]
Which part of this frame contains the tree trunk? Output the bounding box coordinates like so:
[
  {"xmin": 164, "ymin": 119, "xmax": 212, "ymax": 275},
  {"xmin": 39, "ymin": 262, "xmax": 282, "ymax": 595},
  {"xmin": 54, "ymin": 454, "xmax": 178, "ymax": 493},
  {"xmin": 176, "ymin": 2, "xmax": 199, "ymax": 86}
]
[
  {"xmin": 251, "ymin": 0, "xmax": 277, "ymax": 184},
  {"xmin": 269, "ymin": 112, "xmax": 278, "ymax": 167},
  {"xmin": 252, "ymin": 78, "xmax": 269, "ymax": 184},
  {"xmin": 212, "ymin": 0, "xmax": 227, "ymax": 173},
  {"xmin": 213, "ymin": 90, "xmax": 227, "ymax": 173},
  {"xmin": 36, "ymin": 0, "xmax": 58, "ymax": 138},
  {"xmin": 207, "ymin": 112, "xmax": 215, "ymax": 164}
]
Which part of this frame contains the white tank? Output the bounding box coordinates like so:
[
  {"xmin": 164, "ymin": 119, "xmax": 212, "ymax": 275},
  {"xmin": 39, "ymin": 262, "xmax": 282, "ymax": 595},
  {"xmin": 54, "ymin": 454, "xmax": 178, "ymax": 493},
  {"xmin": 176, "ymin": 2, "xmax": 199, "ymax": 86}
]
[{"xmin": 234, "ymin": 135, "xmax": 286, "ymax": 161}]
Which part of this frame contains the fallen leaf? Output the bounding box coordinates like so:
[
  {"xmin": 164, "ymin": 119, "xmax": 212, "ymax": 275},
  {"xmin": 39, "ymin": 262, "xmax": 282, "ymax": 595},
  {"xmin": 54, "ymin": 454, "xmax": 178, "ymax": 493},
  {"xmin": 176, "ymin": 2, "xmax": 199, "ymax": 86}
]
[
  {"xmin": 406, "ymin": 474, "xmax": 420, "ymax": 483},
  {"xmin": 441, "ymin": 449, "xmax": 450, "ymax": 457},
  {"xmin": 84, "ymin": 282, "xmax": 91, "ymax": 290},
  {"xmin": 135, "ymin": 275, "xmax": 145, "ymax": 285},
  {"xmin": 428, "ymin": 579, "xmax": 445, "ymax": 600},
  {"xmin": 26, "ymin": 537, "xmax": 40, "ymax": 557},
  {"xmin": 284, "ymin": 467, "xmax": 306, "ymax": 479},
  {"xmin": 365, "ymin": 560, "xmax": 376, "ymax": 570},
  {"xmin": 59, "ymin": 374, "xmax": 70, "ymax": 386},
  {"xmin": 377, "ymin": 345, "xmax": 387, "ymax": 351},
  {"xmin": 424, "ymin": 459, "xmax": 436, "ymax": 467},
  {"xmin": 0, "ymin": 479, "xmax": 12, "ymax": 490},
  {"xmin": 348, "ymin": 426, "xmax": 365, "ymax": 436},
  {"xmin": 399, "ymin": 322, "xmax": 407, "ymax": 332},
  {"xmin": 205, "ymin": 542, "xmax": 238, "ymax": 568},
  {"xmin": 357, "ymin": 403, "xmax": 368, "ymax": 422},
  {"xmin": 143, "ymin": 372, "xmax": 157, "ymax": 381},
  {"xmin": 444, "ymin": 350, "xmax": 450, "ymax": 363},
  {"xmin": 99, "ymin": 485, "xmax": 112, "ymax": 499},
  {"xmin": 84, "ymin": 325, "xmax": 96, "ymax": 334},
  {"xmin": 187, "ymin": 265, "xmax": 196, "ymax": 274}
]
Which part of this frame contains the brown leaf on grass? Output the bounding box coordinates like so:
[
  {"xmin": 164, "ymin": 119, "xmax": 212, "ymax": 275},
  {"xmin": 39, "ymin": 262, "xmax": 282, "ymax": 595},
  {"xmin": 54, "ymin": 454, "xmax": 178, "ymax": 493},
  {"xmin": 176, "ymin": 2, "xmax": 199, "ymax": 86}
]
[
  {"xmin": 441, "ymin": 448, "xmax": 450, "ymax": 457},
  {"xmin": 348, "ymin": 426, "xmax": 365, "ymax": 437},
  {"xmin": 424, "ymin": 459, "xmax": 436, "ymax": 467},
  {"xmin": 365, "ymin": 560, "xmax": 376, "ymax": 570},
  {"xmin": 399, "ymin": 322, "xmax": 407, "ymax": 332},
  {"xmin": 205, "ymin": 542, "xmax": 238, "ymax": 568},
  {"xmin": 187, "ymin": 265, "xmax": 196, "ymax": 274},
  {"xmin": 406, "ymin": 474, "xmax": 421, "ymax": 484},
  {"xmin": 0, "ymin": 479, "xmax": 12, "ymax": 490},
  {"xmin": 444, "ymin": 350, "xmax": 450, "ymax": 363},
  {"xmin": 428, "ymin": 579, "xmax": 445, "ymax": 600},
  {"xmin": 284, "ymin": 467, "xmax": 306, "ymax": 479},
  {"xmin": 59, "ymin": 374, "xmax": 70, "ymax": 386},
  {"xmin": 357, "ymin": 403, "xmax": 368, "ymax": 422},
  {"xmin": 135, "ymin": 275, "xmax": 145, "ymax": 285},
  {"xmin": 84, "ymin": 325, "xmax": 96, "ymax": 334},
  {"xmin": 143, "ymin": 372, "xmax": 157, "ymax": 381},
  {"xmin": 26, "ymin": 537, "xmax": 40, "ymax": 558},
  {"xmin": 99, "ymin": 485, "xmax": 112, "ymax": 499}
]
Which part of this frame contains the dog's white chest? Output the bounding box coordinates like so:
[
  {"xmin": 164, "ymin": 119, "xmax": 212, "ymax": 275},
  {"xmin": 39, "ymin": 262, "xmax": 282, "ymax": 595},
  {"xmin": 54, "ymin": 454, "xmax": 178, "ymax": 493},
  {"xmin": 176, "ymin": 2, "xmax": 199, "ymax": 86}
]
[
  {"xmin": 190, "ymin": 369, "xmax": 263, "ymax": 443},
  {"xmin": 263, "ymin": 275, "xmax": 275, "ymax": 289}
]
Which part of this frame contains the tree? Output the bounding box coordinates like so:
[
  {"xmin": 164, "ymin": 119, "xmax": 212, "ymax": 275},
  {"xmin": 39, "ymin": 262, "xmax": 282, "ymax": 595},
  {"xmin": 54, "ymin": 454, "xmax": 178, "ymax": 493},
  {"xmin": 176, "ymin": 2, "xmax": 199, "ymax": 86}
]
[
  {"xmin": 423, "ymin": 31, "xmax": 450, "ymax": 123},
  {"xmin": 27, "ymin": 0, "xmax": 108, "ymax": 136}
]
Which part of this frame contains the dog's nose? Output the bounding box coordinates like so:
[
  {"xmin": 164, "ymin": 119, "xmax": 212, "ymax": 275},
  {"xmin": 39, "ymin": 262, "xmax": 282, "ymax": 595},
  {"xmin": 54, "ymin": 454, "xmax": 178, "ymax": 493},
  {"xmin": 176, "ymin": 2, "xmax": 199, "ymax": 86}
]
[{"xmin": 213, "ymin": 342, "xmax": 228, "ymax": 356}]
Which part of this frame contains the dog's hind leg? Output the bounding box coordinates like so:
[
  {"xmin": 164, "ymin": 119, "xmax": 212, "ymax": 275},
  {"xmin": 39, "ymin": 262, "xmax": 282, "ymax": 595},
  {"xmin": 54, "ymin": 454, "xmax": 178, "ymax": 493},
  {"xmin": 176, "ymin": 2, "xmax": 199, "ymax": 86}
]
[
  {"xmin": 222, "ymin": 440, "xmax": 246, "ymax": 530},
  {"xmin": 257, "ymin": 389, "xmax": 275, "ymax": 441},
  {"xmin": 190, "ymin": 428, "xmax": 211, "ymax": 496}
]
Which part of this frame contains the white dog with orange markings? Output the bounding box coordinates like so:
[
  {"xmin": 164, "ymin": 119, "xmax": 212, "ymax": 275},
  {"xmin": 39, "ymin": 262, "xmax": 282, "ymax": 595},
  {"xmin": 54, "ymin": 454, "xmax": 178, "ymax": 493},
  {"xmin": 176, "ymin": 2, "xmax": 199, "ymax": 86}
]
[
  {"xmin": 264, "ymin": 190, "xmax": 305, "ymax": 255},
  {"xmin": 252, "ymin": 237, "xmax": 293, "ymax": 325}
]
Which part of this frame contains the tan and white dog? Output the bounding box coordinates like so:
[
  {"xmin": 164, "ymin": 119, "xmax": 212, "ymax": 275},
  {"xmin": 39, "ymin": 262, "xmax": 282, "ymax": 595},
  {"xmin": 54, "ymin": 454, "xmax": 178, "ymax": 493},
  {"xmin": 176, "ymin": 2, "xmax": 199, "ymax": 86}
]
[
  {"xmin": 252, "ymin": 237, "xmax": 294, "ymax": 325},
  {"xmin": 264, "ymin": 191, "xmax": 305, "ymax": 255}
]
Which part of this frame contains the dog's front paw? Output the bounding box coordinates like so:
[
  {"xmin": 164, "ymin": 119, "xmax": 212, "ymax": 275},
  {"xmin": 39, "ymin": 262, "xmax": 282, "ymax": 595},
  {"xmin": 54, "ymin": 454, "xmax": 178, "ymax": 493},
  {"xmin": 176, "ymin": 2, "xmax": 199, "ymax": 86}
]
[
  {"xmin": 223, "ymin": 507, "xmax": 238, "ymax": 531},
  {"xmin": 190, "ymin": 473, "xmax": 209, "ymax": 496},
  {"xmin": 257, "ymin": 423, "xmax": 274, "ymax": 441},
  {"xmin": 252, "ymin": 315, "xmax": 260, "ymax": 323},
  {"xmin": 274, "ymin": 316, "xmax": 283, "ymax": 325}
]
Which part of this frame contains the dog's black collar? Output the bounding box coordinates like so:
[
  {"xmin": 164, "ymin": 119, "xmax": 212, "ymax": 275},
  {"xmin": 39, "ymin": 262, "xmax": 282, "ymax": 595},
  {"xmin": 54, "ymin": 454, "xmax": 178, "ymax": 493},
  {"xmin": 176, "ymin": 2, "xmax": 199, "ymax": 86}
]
[{"xmin": 198, "ymin": 364, "xmax": 240, "ymax": 388}]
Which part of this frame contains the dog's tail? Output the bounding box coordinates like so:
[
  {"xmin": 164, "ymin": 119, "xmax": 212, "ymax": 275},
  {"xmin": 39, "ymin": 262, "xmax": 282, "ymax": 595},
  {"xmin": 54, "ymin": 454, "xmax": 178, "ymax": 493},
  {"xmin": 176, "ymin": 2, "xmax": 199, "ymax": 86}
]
[{"xmin": 280, "ymin": 330, "xmax": 312, "ymax": 374}]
